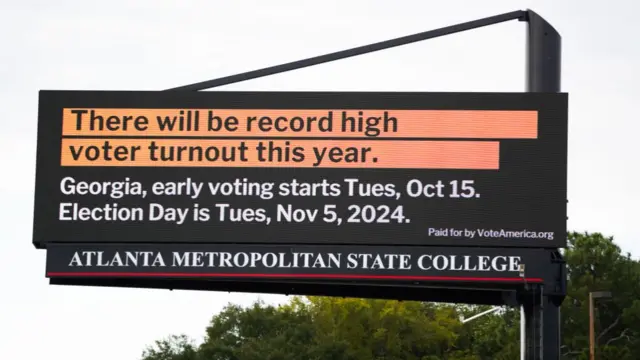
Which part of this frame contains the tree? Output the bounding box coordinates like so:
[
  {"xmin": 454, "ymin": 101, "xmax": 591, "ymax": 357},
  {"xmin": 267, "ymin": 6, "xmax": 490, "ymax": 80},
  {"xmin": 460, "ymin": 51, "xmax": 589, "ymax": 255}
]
[
  {"xmin": 197, "ymin": 298, "xmax": 317, "ymax": 360},
  {"xmin": 141, "ymin": 334, "xmax": 199, "ymax": 360},
  {"xmin": 560, "ymin": 232, "xmax": 640, "ymax": 359},
  {"xmin": 454, "ymin": 305, "xmax": 520, "ymax": 360},
  {"xmin": 307, "ymin": 297, "xmax": 463, "ymax": 360}
]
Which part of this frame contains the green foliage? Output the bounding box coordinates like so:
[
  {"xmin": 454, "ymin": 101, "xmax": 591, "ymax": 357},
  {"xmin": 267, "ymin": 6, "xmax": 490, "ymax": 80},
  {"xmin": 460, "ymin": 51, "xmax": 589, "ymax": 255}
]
[
  {"xmin": 141, "ymin": 335, "xmax": 198, "ymax": 360},
  {"xmin": 307, "ymin": 298, "xmax": 461, "ymax": 360},
  {"xmin": 141, "ymin": 232, "xmax": 640, "ymax": 360},
  {"xmin": 198, "ymin": 299, "xmax": 317, "ymax": 360},
  {"xmin": 560, "ymin": 232, "xmax": 640, "ymax": 359}
]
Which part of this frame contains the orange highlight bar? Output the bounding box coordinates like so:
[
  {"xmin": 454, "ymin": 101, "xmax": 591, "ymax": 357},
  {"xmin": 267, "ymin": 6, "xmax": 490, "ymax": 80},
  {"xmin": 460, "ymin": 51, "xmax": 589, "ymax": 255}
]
[
  {"xmin": 60, "ymin": 139, "xmax": 499, "ymax": 169},
  {"xmin": 61, "ymin": 108, "xmax": 537, "ymax": 139}
]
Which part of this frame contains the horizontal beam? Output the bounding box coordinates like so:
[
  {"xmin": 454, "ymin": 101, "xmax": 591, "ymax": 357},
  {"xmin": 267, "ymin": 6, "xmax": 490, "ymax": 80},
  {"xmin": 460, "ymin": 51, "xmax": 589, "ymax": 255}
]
[{"xmin": 166, "ymin": 10, "xmax": 526, "ymax": 91}]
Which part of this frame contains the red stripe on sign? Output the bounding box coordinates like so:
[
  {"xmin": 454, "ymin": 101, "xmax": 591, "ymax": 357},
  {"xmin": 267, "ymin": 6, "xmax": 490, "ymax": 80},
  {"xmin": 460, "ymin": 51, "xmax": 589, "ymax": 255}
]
[{"xmin": 46, "ymin": 272, "xmax": 544, "ymax": 283}]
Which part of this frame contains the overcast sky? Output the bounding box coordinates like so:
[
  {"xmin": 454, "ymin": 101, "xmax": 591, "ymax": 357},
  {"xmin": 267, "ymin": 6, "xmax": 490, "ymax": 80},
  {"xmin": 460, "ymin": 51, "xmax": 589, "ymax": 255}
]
[{"xmin": 1, "ymin": 1, "xmax": 639, "ymax": 359}]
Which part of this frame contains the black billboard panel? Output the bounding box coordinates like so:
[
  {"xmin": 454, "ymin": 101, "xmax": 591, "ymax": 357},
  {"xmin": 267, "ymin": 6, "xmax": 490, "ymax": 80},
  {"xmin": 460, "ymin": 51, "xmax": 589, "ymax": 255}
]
[{"xmin": 33, "ymin": 91, "xmax": 568, "ymax": 248}]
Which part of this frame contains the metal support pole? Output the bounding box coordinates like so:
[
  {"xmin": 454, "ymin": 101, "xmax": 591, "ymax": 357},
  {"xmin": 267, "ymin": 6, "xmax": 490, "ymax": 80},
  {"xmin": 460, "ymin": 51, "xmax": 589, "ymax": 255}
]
[
  {"xmin": 524, "ymin": 294, "xmax": 539, "ymax": 359},
  {"xmin": 588, "ymin": 292, "xmax": 611, "ymax": 360},
  {"xmin": 521, "ymin": 305, "xmax": 526, "ymax": 360},
  {"xmin": 525, "ymin": 10, "xmax": 562, "ymax": 92},
  {"xmin": 589, "ymin": 292, "xmax": 595, "ymax": 360},
  {"xmin": 539, "ymin": 286, "xmax": 545, "ymax": 357},
  {"xmin": 524, "ymin": 9, "xmax": 563, "ymax": 360},
  {"xmin": 543, "ymin": 297, "xmax": 562, "ymax": 360},
  {"xmin": 461, "ymin": 306, "xmax": 501, "ymax": 323}
]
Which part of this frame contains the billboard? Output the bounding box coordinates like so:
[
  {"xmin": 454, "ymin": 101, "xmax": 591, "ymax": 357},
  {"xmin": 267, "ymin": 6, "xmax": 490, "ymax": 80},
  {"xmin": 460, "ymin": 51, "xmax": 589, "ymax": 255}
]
[{"xmin": 33, "ymin": 90, "xmax": 568, "ymax": 249}]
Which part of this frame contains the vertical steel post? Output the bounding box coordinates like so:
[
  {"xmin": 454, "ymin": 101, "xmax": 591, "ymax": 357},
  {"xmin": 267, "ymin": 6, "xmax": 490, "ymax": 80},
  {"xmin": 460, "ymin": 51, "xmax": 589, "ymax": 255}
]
[
  {"xmin": 589, "ymin": 292, "xmax": 595, "ymax": 360},
  {"xmin": 525, "ymin": 9, "xmax": 563, "ymax": 360},
  {"xmin": 521, "ymin": 305, "xmax": 526, "ymax": 360},
  {"xmin": 526, "ymin": 10, "xmax": 561, "ymax": 92}
]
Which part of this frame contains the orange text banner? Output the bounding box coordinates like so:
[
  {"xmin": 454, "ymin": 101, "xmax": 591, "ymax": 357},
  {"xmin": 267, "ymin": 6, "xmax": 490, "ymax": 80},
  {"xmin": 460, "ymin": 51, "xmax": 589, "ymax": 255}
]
[
  {"xmin": 60, "ymin": 139, "xmax": 500, "ymax": 169},
  {"xmin": 61, "ymin": 108, "xmax": 537, "ymax": 139}
]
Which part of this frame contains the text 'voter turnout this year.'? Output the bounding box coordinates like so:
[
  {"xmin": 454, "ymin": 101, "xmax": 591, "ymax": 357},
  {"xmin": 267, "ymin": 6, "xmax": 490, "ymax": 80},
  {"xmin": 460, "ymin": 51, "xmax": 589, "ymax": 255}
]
[{"xmin": 33, "ymin": 91, "xmax": 568, "ymax": 249}]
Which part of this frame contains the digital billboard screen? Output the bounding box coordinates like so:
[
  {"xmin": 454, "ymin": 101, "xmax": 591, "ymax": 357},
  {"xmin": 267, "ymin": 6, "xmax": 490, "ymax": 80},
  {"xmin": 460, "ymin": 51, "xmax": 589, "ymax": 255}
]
[{"xmin": 33, "ymin": 91, "xmax": 568, "ymax": 248}]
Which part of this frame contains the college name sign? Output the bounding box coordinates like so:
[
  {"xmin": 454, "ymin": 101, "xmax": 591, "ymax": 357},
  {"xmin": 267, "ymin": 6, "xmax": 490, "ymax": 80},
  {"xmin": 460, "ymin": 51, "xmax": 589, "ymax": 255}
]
[
  {"xmin": 33, "ymin": 91, "xmax": 568, "ymax": 248},
  {"xmin": 46, "ymin": 244, "xmax": 547, "ymax": 283}
]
